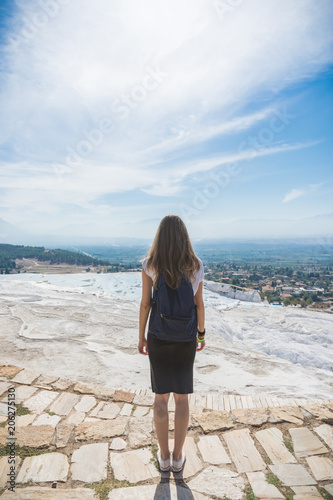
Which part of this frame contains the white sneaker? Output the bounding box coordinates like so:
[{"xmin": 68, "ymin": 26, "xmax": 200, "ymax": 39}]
[
  {"xmin": 157, "ymin": 450, "xmax": 170, "ymax": 472},
  {"xmin": 172, "ymin": 451, "xmax": 186, "ymax": 472}
]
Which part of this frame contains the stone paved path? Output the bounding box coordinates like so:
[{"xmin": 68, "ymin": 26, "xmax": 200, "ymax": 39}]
[{"xmin": 0, "ymin": 363, "xmax": 332, "ymax": 499}]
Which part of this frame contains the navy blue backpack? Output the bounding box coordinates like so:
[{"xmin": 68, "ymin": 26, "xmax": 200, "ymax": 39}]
[{"xmin": 148, "ymin": 272, "xmax": 197, "ymax": 342}]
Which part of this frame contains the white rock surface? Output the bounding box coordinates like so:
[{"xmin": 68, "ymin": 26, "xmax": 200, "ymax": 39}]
[
  {"xmin": 110, "ymin": 437, "xmax": 127, "ymax": 450},
  {"xmin": 1, "ymin": 487, "xmax": 98, "ymax": 499},
  {"xmin": 16, "ymin": 453, "xmax": 69, "ymax": 483},
  {"xmin": 314, "ymin": 423, "xmax": 333, "ymax": 450},
  {"xmin": 74, "ymin": 395, "xmax": 97, "ymax": 413},
  {"xmin": 49, "ymin": 392, "xmax": 80, "ymax": 416},
  {"xmin": 306, "ymin": 456, "xmax": 333, "ymax": 481},
  {"xmin": 187, "ymin": 465, "xmax": 245, "ymax": 499},
  {"xmin": 223, "ymin": 428, "xmax": 266, "ymax": 473},
  {"xmin": 1, "ymin": 276, "xmax": 333, "ymax": 398},
  {"xmin": 197, "ymin": 435, "xmax": 231, "ymax": 465},
  {"xmin": 255, "ymin": 427, "xmax": 297, "ymax": 464},
  {"xmin": 32, "ymin": 413, "xmax": 61, "ymax": 427},
  {"xmin": 23, "ymin": 390, "xmax": 59, "ymax": 414},
  {"xmin": 246, "ymin": 471, "xmax": 285, "ymax": 499},
  {"xmin": 269, "ymin": 464, "xmax": 316, "ymax": 486},
  {"xmin": 289, "ymin": 427, "xmax": 329, "ymax": 458},
  {"xmin": 71, "ymin": 443, "xmax": 109, "ymax": 482},
  {"xmin": 110, "ymin": 447, "xmax": 159, "ymax": 483},
  {"xmin": 108, "ymin": 484, "xmax": 209, "ymax": 499}
]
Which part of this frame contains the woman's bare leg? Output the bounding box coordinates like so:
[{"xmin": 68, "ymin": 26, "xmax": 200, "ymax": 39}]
[
  {"xmin": 153, "ymin": 393, "xmax": 170, "ymax": 460},
  {"xmin": 173, "ymin": 393, "xmax": 189, "ymax": 461}
]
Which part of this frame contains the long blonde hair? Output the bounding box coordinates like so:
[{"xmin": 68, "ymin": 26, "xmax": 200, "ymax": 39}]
[{"xmin": 144, "ymin": 214, "xmax": 201, "ymax": 290}]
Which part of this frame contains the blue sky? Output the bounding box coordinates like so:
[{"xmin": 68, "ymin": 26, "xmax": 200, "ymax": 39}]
[{"xmin": 0, "ymin": 0, "xmax": 332, "ymax": 241}]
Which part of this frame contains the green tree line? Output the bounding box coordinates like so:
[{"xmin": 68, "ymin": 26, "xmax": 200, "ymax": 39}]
[{"xmin": 0, "ymin": 244, "xmax": 109, "ymax": 273}]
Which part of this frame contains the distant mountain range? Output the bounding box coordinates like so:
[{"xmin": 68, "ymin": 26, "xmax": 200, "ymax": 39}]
[{"xmin": 0, "ymin": 213, "xmax": 332, "ymax": 247}]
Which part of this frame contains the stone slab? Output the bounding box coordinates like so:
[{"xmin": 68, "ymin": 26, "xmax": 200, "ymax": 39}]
[
  {"xmin": 0, "ymin": 381, "xmax": 10, "ymax": 397},
  {"xmin": 306, "ymin": 455, "xmax": 333, "ymax": 481},
  {"xmin": 49, "ymin": 392, "xmax": 80, "ymax": 416},
  {"xmin": 76, "ymin": 417, "xmax": 129, "ymax": 441},
  {"xmin": 195, "ymin": 410, "xmax": 234, "ymax": 433},
  {"xmin": 110, "ymin": 447, "xmax": 159, "ymax": 483},
  {"xmin": 128, "ymin": 414, "xmax": 153, "ymax": 448},
  {"xmin": 36, "ymin": 374, "xmax": 59, "ymax": 385},
  {"xmin": 187, "ymin": 465, "xmax": 245, "ymax": 499},
  {"xmin": 73, "ymin": 382, "xmax": 95, "ymax": 394},
  {"xmin": 132, "ymin": 405, "xmax": 150, "ymax": 418},
  {"xmin": 197, "ymin": 435, "xmax": 231, "ymax": 465},
  {"xmin": 0, "ymin": 415, "xmax": 7, "ymax": 423},
  {"xmin": 110, "ymin": 437, "xmax": 127, "ymax": 450},
  {"xmin": 169, "ymin": 436, "xmax": 202, "ymax": 479},
  {"xmin": 114, "ymin": 390, "xmax": 136, "ymax": 403},
  {"xmin": 74, "ymin": 395, "xmax": 97, "ymax": 413},
  {"xmin": 246, "ymin": 471, "xmax": 285, "ymax": 499},
  {"xmin": 0, "ymin": 402, "xmax": 8, "ymax": 416},
  {"xmin": 269, "ymin": 405, "xmax": 304, "ymax": 425},
  {"xmin": 289, "ymin": 427, "xmax": 329, "ymax": 458},
  {"xmin": 255, "ymin": 427, "xmax": 297, "ymax": 464},
  {"xmin": 0, "ymin": 455, "xmax": 22, "ymax": 488},
  {"xmin": 301, "ymin": 404, "xmax": 333, "ymax": 423},
  {"xmin": 55, "ymin": 423, "xmax": 74, "ymax": 448},
  {"xmin": 291, "ymin": 486, "xmax": 322, "ymax": 499},
  {"xmin": 0, "ymin": 428, "xmax": 7, "ymax": 445},
  {"xmin": 89, "ymin": 401, "xmax": 103, "ymax": 416},
  {"xmin": 17, "ymin": 453, "xmax": 69, "ymax": 483},
  {"xmin": 119, "ymin": 403, "xmax": 133, "ymax": 416},
  {"xmin": 0, "ymin": 487, "xmax": 98, "ymax": 499},
  {"xmin": 314, "ymin": 423, "xmax": 333, "ymax": 450},
  {"xmin": 231, "ymin": 408, "xmax": 269, "ymax": 426},
  {"xmin": 323, "ymin": 484, "xmax": 333, "ymax": 496},
  {"xmin": 33, "ymin": 413, "xmax": 62, "ymax": 427},
  {"xmin": 90, "ymin": 402, "xmax": 120, "ymax": 419},
  {"xmin": 16, "ymin": 425, "xmax": 55, "ymax": 447},
  {"xmin": 223, "ymin": 428, "xmax": 266, "ymax": 473},
  {"xmin": 93, "ymin": 384, "xmax": 115, "ymax": 400},
  {"xmin": 108, "ymin": 484, "xmax": 209, "ymax": 499},
  {"xmin": 11, "ymin": 369, "xmax": 40, "ymax": 385},
  {"xmin": 71, "ymin": 442, "xmax": 109, "ymax": 482},
  {"xmin": 24, "ymin": 390, "xmax": 59, "ymax": 414},
  {"xmin": 17, "ymin": 414, "xmax": 36, "ymax": 427},
  {"xmin": 132, "ymin": 393, "xmax": 153, "ymax": 406},
  {"xmin": 0, "ymin": 365, "xmax": 23, "ymax": 377},
  {"xmin": 65, "ymin": 410, "xmax": 86, "ymax": 426},
  {"xmin": 52, "ymin": 378, "xmax": 73, "ymax": 391},
  {"xmin": 269, "ymin": 464, "xmax": 316, "ymax": 486},
  {"xmin": 10, "ymin": 385, "xmax": 37, "ymax": 403}
]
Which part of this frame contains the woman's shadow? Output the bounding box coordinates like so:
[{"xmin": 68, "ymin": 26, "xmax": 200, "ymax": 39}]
[{"xmin": 153, "ymin": 469, "xmax": 196, "ymax": 499}]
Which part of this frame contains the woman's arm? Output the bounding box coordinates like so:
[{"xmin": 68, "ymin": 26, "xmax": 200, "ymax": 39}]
[
  {"xmin": 194, "ymin": 281, "xmax": 205, "ymax": 351},
  {"xmin": 138, "ymin": 268, "xmax": 153, "ymax": 355}
]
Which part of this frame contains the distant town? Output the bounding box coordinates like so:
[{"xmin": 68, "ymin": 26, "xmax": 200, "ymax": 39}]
[
  {"xmin": 1, "ymin": 241, "xmax": 332, "ymax": 312},
  {"xmin": 201, "ymin": 261, "xmax": 333, "ymax": 311}
]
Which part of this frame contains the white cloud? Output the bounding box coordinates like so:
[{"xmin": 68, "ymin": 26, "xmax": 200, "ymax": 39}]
[
  {"xmin": 282, "ymin": 182, "xmax": 324, "ymax": 203},
  {"xmin": 282, "ymin": 188, "xmax": 305, "ymax": 203},
  {"xmin": 0, "ymin": 0, "xmax": 332, "ymax": 234}
]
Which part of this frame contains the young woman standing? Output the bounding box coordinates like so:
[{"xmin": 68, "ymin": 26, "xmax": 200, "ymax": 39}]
[{"xmin": 138, "ymin": 214, "xmax": 205, "ymax": 473}]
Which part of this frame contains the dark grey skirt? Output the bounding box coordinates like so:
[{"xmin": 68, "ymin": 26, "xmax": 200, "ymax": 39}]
[{"xmin": 147, "ymin": 332, "xmax": 197, "ymax": 394}]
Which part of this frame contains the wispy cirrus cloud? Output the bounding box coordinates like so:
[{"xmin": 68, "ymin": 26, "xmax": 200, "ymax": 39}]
[
  {"xmin": 282, "ymin": 182, "xmax": 324, "ymax": 203},
  {"xmin": 283, "ymin": 188, "xmax": 305, "ymax": 203}
]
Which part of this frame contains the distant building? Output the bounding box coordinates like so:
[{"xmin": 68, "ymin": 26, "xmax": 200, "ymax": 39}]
[{"xmin": 262, "ymin": 285, "xmax": 275, "ymax": 292}]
